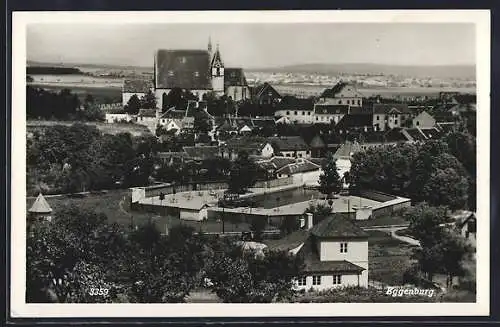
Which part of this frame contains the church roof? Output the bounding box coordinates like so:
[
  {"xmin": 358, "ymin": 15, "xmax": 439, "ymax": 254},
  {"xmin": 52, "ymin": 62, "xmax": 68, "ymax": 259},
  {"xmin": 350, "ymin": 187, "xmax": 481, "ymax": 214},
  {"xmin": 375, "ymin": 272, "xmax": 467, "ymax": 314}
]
[
  {"xmin": 29, "ymin": 193, "xmax": 53, "ymax": 214},
  {"xmin": 123, "ymin": 79, "xmax": 153, "ymax": 93},
  {"xmin": 224, "ymin": 68, "xmax": 247, "ymax": 87},
  {"xmin": 211, "ymin": 47, "xmax": 223, "ymax": 67},
  {"xmin": 155, "ymin": 49, "xmax": 211, "ymax": 90}
]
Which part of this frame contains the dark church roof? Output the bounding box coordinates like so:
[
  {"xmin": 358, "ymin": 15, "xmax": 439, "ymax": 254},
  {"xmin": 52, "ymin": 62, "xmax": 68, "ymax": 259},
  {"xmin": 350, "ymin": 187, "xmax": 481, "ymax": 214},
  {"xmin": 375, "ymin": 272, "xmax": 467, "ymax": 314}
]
[
  {"xmin": 123, "ymin": 79, "xmax": 153, "ymax": 93},
  {"xmin": 155, "ymin": 49, "xmax": 211, "ymax": 90},
  {"xmin": 224, "ymin": 68, "xmax": 248, "ymax": 87}
]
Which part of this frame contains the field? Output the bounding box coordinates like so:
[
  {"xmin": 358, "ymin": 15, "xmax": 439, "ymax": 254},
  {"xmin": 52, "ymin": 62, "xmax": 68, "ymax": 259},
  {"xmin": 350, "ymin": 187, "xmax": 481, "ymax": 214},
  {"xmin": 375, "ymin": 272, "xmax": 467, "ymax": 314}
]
[
  {"xmin": 367, "ymin": 230, "xmax": 416, "ymax": 285},
  {"xmin": 29, "ymin": 83, "xmax": 122, "ymax": 103}
]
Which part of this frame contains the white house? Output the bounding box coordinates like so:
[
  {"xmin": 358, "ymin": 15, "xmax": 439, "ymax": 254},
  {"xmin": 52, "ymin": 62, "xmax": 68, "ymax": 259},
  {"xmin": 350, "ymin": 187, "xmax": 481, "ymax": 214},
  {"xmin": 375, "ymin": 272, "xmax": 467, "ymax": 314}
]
[
  {"xmin": 28, "ymin": 193, "xmax": 53, "ymax": 222},
  {"xmin": 105, "ymin": 113, "xmax": 136, "ymax": 124},
  {"xmin": 332, "ymin": 141, "xmax": 363, "ymax": 187},
  {"xmin": 266, "ymin": 213, "xmax": 369, "ymax": 291},
  {"xmin": 268, "ymin": 136, "xmax": 311, "ymax": 159},
  {"xmin": 412, "ymin": 111, "xmax": 436, "ymax": 128},
  {"xmin": 275, "ymin": 158, "xmax": 322, "ymax": 185},
  {"xmin": 318, "ymin": 82, "xmax": 364, "ymax": 107},
  {"xmin": 179, "ymin": 203, "xmax": 211, "ymax": 221}
]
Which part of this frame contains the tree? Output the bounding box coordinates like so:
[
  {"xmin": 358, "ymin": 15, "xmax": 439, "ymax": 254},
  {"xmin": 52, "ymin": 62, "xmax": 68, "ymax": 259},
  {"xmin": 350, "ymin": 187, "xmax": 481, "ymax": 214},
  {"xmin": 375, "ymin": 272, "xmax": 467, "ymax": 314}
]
[
  {"xmin": 280, "ymin": 216, "xmax": 299, "ymax": 235},
  {"xmin": 140, "ymin": 89, "xmax": 157, "ymax": 109},
  {"xmin": 405, "ymin": 203, "xmax": 447, "ymax": 248},
  {"xmin": 318, "ymin": 152, "xmax": 342, "ymax": 197},
  {"xmin": 304, "ymin": 203, "xmax": 332, "ymax": 225},
  {"xmin": 228, "ymin": 151, "xmax": 258, "ymax": 194},
  {"xmin": 439, "ymin": 232, "xmax": 473, "ymax": 288},
  {"xmin": 422, "ymin": 168, "xmax": 469, "ymax": 210},
  {"xmin": 250, "ymin": 217, "xmax": 267, "ymax": 241},
  {"xmin": 124, "ymin": 95, "xmax": 141, "ymax": 115}
]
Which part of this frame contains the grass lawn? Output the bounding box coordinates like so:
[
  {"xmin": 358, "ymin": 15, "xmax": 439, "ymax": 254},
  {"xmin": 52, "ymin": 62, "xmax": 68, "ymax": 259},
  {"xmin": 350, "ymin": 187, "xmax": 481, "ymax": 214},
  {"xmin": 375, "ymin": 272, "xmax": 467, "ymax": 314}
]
[
  {"xmin": 356, "ymin": 214, "xmax": 409, "ymax": 228},
  {"xmin": 367, "ymin": 230, "xmax": 417, "ymax": 286}
]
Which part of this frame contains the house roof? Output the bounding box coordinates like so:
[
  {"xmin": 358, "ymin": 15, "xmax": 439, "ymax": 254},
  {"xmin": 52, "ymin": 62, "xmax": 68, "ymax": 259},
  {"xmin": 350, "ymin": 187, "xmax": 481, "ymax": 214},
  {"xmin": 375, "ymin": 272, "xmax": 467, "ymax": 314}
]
[
  {"xmin": 252, "ymin": 82, "xmax": 281, "ymax": 99},
  {"xmin": 319, "ymin": 82, "xmax": 363, "ymax": 99},
  {"xmin": 278, "ymin": 96, "xmax": 315, "ymax": 111},
  {"xmin": 276, "ymin": 159, "xmax": 321, "ymax": 175},
  {"xmin": 183, "ymin": 146, "xmax": 220, "ymax": 160},
  {"xmin": 161, "ymin": 109, "xmax": 186, "ymax": 119},
  {"xmin": 210, "ymin": 47, "xmax": 223, "ymax": 67},
  {"xmin": 155, "ymin": 49, "xmax": 211, "ymax": 90},
  {"xmin": 310, "ymin": 215, "xmax": 368, "ymax": 239},
  {"xmin": 373, "ymin": 103, "xmax": 411, "ymax": 114},
  {"xmin": 264, "ymin": 230, "xmax": 309, "ymax": 252},
  {"xmin": 29, "ymin": 193, "xmax": 52, "ymax": 214},
  {"xmin": 224, "ymin": 68, "xmax": 247, "ymax": 87},
  {"xmin": 458, "ymin": 212, "xmax": 476, "ymax": 229},
  {"xmin": 268, "ymin": 136, "xmax": 309, "ymax": 151},
  {"xmin": 349, "ymin": 106, "xmax": 373, "ymax": 115},
  {"xmin": 123, "ymin": 79, "xmax": 153, "ymax": 93},
  {"xmin": 256, "ymin": 156, "xmax": 297, "ymax": 171},
  {"xmin": 333, "ymin": 141, "xmax": 362, "ymax": 159},
  {"xmin": 314, "ymin": 104, "xmax": 349, "ymax": 115},
  {"xmin": 419, "ymin": 127, "xmax": 443, "ymax": 140},
  {"xmin": 138, "ymin": 109, "xmax": 157, "ymax": 117},
  {"xmin": 335, "ymin": 114, "xmax": 373, "ymax": 129},
  {"xmin": 251, "ymin": 117, "xmax": 276, "ymax": 128},
  {"xmin": 309, "ymin": 135, "xmax": 326, "ymax": 148},
  {"xmin": 402, "ymin": 128, "xmax": 427, "ymax": 142},
  {"xmin": 433, "ymin": 111, "xmax": 457, "ymax": 123},
  {"xmin": 297, "ymin": 238, "xmax": 365, "ymax": 274},
  {"xmin": 223, "ymin": 137, "xmax": 270, "ymax": 154}
]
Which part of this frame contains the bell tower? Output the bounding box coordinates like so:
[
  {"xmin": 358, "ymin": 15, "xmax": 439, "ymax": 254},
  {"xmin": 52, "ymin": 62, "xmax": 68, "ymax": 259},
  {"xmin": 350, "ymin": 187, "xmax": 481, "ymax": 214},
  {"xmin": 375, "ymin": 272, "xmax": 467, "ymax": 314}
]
[{"xmin": 210, "ymin": 43, "xmax": 224, "ymax": 95}]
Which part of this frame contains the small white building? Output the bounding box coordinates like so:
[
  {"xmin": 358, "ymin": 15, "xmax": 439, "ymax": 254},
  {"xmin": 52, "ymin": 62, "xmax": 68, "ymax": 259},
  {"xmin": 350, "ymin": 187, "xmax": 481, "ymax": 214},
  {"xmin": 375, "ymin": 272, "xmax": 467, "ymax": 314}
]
[
  {"xmin": 412, "ymin": 111, "xmax": 436, "ymax": 129},
  {"xmin": 275, "ymin": 158, "xmax": 322, "ymax": 185},
  {"xmin": 105, "ymin": 113, "xmax": 136, "ymax": 123},
  {"xmin": 179, "ymin": 203, "xmax": 211, "ymax": 221},
  {"xmin": 28, "ymin": 193, "xmax": 53, "ymax": 222},
  {"xmin": 266, "ymin": 213, "xmax": 369, "ymax": 291}
]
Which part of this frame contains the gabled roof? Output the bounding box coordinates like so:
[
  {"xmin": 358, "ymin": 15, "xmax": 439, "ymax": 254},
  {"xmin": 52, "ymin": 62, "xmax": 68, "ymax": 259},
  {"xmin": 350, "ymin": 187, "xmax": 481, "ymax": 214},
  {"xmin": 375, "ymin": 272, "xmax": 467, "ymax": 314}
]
[
  {"xmin": 333, "ymin": 141, "xmax": 362, "ymax": 159},
  {"xmin": 268, "ymin": 136, "xmax": 309, "ymax": 151},
  {"xmin": 276, "ymin": 159, "xmax": 321, "ymax": 175},
  {"xmin": 251, "ymin": 117, "xmax": 276, "ymax": 128},
  {"xmin": 373, "ymin": 103, "xmax": 411, "ymax": 114},
  {"xmin": 256, "ymin": 156, "xmax": 296, "ymax": 171},
  {"xmin": 310, "ymin": 215, "xmax": 368, "ymax": 239},
  {"xmin": 210, "ymin": 47, "xmax": 223, "ymax": 67},
  {"xmin": 264, "ymin": 230, "xmax": 309, "ymax": 252},
  {"xmin": 224, "ymin": 68, "xmax": 247, "ymax": 87},
  {"xmin": 319, "ymin": 82, "xmax": 363, "ymax": 99},
  {"xmin": 297, "ymin": 238, "xmax": 365, "ymax": 274},
  {"xmin": 278, "ymin": 96, "xmax": 315, "ymax": 111},
  {"xmin": 335, "ymin": 114, "xmax": 373, "ymax": 129},
  {"xmin": 419, "ymin": 127, "xmax": 443, "ymax": 140},
  {"xmin": 123, "ymin": 79, "xmax": 153, "ymax": 93},
  {"xmin": 314, "ymin": 104, "xmax": 349, "ymax": 115},
  {"xmin": 402, "ymin": 128, "xmax": 427, "ymax": 142},
  {"xmin": 252, "ymin": 82, "xmax": 281, "ymax": 99},
  {"xmin": 138, "ymin": 109, "xmax": 157, "ymax": 117},
  {"xmin": 349, "ymin": 106, "xmax": 373, "ymax": 115},
  {"xmin": 223, "ymin": 137, "xmax": 270, "ymax": 154},
  {"xmin": 29, "ymin": 193, "xmax": 52, "ymax": 214},
  {"xmin": 155, "ymin": 49, "xmax": 211, "ymax": 90},
  {"xmin": 161, "ymin": 109, "xmax": 186, "ymax": 119}
]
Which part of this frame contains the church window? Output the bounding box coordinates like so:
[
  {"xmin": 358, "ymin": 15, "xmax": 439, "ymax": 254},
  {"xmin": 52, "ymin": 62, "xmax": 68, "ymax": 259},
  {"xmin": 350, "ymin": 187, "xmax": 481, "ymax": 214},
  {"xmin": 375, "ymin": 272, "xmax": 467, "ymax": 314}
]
[
  {"xmin": 179, "ymin": 57, "xmax": 187, "ymax": 64},
  {"xmin": 194, "ymin": 71, "xmax": 200, "ymax": 77},
  {"xmin": 168, "ymin": 70, "xmax": 174, "ymax": 76}
]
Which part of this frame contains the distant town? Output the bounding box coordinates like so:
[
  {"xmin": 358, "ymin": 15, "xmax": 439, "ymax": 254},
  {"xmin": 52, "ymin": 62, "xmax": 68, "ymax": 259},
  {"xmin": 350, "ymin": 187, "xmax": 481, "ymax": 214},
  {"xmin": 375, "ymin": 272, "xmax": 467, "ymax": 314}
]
[{"xmin": 26, "ymin": 37, "xmax": 476, "ymax": 304}]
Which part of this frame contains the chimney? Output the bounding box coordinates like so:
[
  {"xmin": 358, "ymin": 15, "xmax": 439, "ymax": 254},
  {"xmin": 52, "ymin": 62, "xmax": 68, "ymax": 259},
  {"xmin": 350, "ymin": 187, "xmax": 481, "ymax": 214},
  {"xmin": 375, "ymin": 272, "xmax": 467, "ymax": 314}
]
[{"xmin": 306, "ymin": 212, "xmax": 313, "ymax": 230}]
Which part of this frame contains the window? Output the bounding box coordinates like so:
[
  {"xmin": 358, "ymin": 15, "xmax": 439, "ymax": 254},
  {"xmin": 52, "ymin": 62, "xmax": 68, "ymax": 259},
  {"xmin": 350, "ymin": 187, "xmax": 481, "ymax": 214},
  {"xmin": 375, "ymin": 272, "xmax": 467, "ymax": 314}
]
[
  {"xmin": 286, "ymin": 153, "xmax": 290, "ymax": 157},
  {"xmin": 298, "ymin": 153, "xmax": 303, "ymax": 158},
  {"xmin": 333, "ymin": 275, "xmax": 342, "ymax": 285},
  {"xmin": 357, "ymin": 100, "xmax": 361, "ymax": 105},
  {"xmin": 313, "ymin": 275, "xmax": 321, "ymax": 285},
  {"xmin": 338, "ymin": 100, "xmax": 342, "ymax": 104},
  {"xmin": 306, "ymin": 151, "xmax": 310, "ymax": 155},
  {"xmin": 298, "ymin": 276, "xmax": 307, "ymax": 286},
  {"xmin": 307, "ymin": 112, "xmax": 311, "ymax": 116},
  {"xmin": 286, "ymin": 111, "xmax": 290, "ymax": 115},
  {"xmin": 294, "ymin": 111, "xmax": 298, "ymax": 115},
  {"xmin": 302, "ymin": 111, "xmax": 305, "ymax": 115},
  {"xmin": 416, "ymin": 121, "xmax": 420, "ymax": 126},
  {"xmin": 395, "ymin": 119, "xmax": 398, "ymax": 125},
  {"xmin": 316, "ymin": 116, "xmax": 319, "ymax": 121},
  {"xmin": 340, "ymin": 242, "xmax": 348, "ymax": 253},
  {"xmin": 376, "ymin": 115, "xmax": 379, "ymax": 121},
  {"xmin": 347, "ymin": 100, "xmax": 350, "ymax": 105}
]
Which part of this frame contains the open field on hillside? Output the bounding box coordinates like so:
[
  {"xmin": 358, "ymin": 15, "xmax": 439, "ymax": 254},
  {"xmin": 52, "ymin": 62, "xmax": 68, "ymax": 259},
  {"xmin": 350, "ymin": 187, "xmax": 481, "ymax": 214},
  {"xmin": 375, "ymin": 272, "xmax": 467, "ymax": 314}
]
[{"xmin": 26, "ymin": 120, "xmax": 152, "ymax": 136}]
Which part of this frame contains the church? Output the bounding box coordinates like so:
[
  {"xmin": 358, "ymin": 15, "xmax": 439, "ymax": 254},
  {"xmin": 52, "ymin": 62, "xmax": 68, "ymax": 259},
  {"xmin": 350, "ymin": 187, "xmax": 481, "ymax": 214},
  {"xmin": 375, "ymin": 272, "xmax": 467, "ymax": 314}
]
[{"xmin": 153, "ymin": 38, "xmax": 250, "ymax": 109}]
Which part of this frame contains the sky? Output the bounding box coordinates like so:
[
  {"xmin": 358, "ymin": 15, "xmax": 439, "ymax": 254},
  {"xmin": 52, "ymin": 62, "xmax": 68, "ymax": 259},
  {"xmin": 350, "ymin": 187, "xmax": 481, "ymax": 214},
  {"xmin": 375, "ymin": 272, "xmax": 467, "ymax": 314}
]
[{"xmin": 27, "ymin": 23, "xmax": 475, "ymax": 68}]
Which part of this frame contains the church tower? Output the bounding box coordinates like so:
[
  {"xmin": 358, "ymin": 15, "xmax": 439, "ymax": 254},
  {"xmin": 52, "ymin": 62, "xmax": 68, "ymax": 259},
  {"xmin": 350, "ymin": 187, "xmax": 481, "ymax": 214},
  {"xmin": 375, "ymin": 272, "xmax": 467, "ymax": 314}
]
[{"xmin": 210, "ymin": 43, "xmax": 224, "ymax": 96}]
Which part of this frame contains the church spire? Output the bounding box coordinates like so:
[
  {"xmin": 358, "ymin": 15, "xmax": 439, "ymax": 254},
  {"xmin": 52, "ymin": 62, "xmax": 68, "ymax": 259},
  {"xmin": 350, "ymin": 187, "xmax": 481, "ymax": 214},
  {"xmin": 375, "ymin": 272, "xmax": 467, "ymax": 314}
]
[{"xmin": 208, "ymin": 36, "xmax": 212, "ymax": 54}]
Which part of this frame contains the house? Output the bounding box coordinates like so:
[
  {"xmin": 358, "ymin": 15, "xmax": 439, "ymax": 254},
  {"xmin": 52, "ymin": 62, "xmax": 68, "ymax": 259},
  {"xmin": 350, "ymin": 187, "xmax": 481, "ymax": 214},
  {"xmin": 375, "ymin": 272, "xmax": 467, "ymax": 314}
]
[
  {"xmin": 105, "ymin": 112, "xmax": 136, "ymax": 124},
  {"xmin": 122, "ymin": 79, "xmax": 154, "ymax": 107},
  {"xmin": 401, "ymin": 127, "xmax": 443, "ymax": 143},
  {"xmin": 266, "ymin": 213, "xmax": 369, "ymax": 290},
  {"xmin": 251, "ymin": 82, "xmax": 282, "ymax": 105},
  {"xmin": 458, "ymin": 212, "xmax": 476, "ymax": 247},
  {"xmin": 224, "ymin": 68, "xmax": 250, "ymax": 102},
  {"xmin": 28, "ymin": 193, "xmax": 53, "ymax": 222},
  {"xmin": 274, "ymin": 97, "xmax": 315, "ymax": 124},
  {"xmin": 318, "ymin": 82, "xmax": 364, "ymax": 107},
  {"xmin": 333, "ymin": 141, "xmax": 362, "ymax": 184},
  {"xmin": 255, "ymin": 156, "xmax": 297, "ymax": 178},
  {"xmin": 268, "ymin": 136, "xmax": 311, "ymax": 158},
  {"xmin": 179, "ymin": 202, "xmax": 212, "ymax": 221},
  {"xmin": 335, "ymin": 114, "xmax": 373, "ymax": 134},
  {"xmin": 220, "ymin": 137, "xmax": 274, "ymax": 160},
  {"xmin": 313, "ymin": 104, "xmax": 349, "ymax": 124},
  {"xmin": 275, "ymin": 158, "xmax": 322, "ymax": 185},
  {"xmin": 372, "ymin": 103, "xmax": 413, "ymax": 131},
  {"xmin": 308, "ymin": 134, "xmax": 327, "ymax": 158},
  {"xmin": 412, "ymin": 111, "xmax": 436, "ymax": 128}
]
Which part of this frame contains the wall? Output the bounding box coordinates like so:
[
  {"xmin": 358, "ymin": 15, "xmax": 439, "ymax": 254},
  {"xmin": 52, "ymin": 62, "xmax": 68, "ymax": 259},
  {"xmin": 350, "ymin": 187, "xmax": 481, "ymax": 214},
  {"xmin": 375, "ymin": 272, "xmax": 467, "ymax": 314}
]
[
  {"xmin": 294, "ymin": 273, "xmax": 362, "ymax": 291},
  {"xmin": 180, "ymin": 208, "xmax": 205, "ymax": 221},
  {"xmin": 413, "ymin": 112, "xmax": 436, "ymax": 128},
  {"xmin": 313, "ymin": 113, "xmax": 345, "ymax": 124},
  {"xmin": 105, "ymin": 113, "xmax": 135, "ymax": 123},
  {"xmin": 281, "ymin": 150, "xmax": 310, "ymax": 159},
  {"xmin": 155, "ymin": 88, "xmax": 210, "ymax": 108},
  {"xmin": 226, "ymin": 86, "xmax": 250, "ymax": 102},
  {"xmin": 253, "ymin": 176, "xmax": 293, "ymax": 188},
  {"xmin": 291, "ymin": 170, "xmax": 321, "ymax": 185},
  {"xmin": 355, "ymin": 207, "xmax": 373, "ymax": 220},
  {"xmin": 319, "ymin": 240, "xmax": 368, "ymax": 265},
  {"xmin": 261, "ymin": 143, "xmax": 275, "ymax": 158}
]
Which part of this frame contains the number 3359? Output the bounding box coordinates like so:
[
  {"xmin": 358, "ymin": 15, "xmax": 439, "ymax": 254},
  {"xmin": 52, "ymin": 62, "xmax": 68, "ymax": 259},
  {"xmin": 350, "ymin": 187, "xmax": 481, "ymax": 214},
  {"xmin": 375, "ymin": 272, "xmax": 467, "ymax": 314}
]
[{"xmin": 89, "ymin": 288, "xmax": 109, "ymax": 296}]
